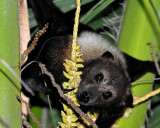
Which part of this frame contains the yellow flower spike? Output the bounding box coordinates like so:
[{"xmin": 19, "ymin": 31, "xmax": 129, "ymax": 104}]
[
  {"xmin": 74, "ymin": 100, "xmax": 79, "ymax": 106},
  {"xmin": 72, "ymin": 82, "xmax": 81, "ymax": 88},
  {"xmin": 61, "ymin": 111, "xmax": 67, "ymax": 118},
  {"xmin": 62, "ymin": 117, "xmax": 68, "ymax": 124},
  {"xmin": 65, "ymin": 93, "xmax": 72, "ymax": 97},
  {"xmin": 66, "ymin": 93, "xmax": 73, "ymax": 97},
  {"xmin": 66, "ymin": 59, "xmax": 76, "ymax": 67},
  {"xmin": 65, "ymin": 67, "xmax": 71, "ymax": 74},
  {"xmin": 75, "ymin": 71, "xmax": 82, "ymax": 75},
  {"xmin": 71, "ymin": 83, "xmax": 78, "ymax": 89},
  {"xmin": 73, "ymin": 88, "xmax": 78, "ymax": 93},
  {"xmin": 70, "ymin": 61, "xmax": 76, "ymax": 67},
  {"xmin": 82, "ymin": 119, "xmax": 90, "ymax": 126},
  {"xmin": 65, "ymin": 92, "xmax": 80, "ymax": 106},
  {"xmin": 62, "ymin": 82, "xmax": 71, "ymax": 89},
  {"xmin": 70, "ymin": 95, "xmax": 76, "ymax": 101},
  {"xmin": 64, "ymin": 59, "xmax": 70, "ymax": 64},
  {"xmin": 76, "ymin": 44, "xmax": 81, "ymax": 50},
  {"xmin": 76, "ymin": 52, "xmax": 81, "ymax": 56},
  {"xmin": 62, "ymin": 103, "xmax": 69, "ymax": 112},
  {"xmin": 77, "ymin": 123, "xmax": 86, "ymax": 128},
  {"xmin": 60, "ymin": 103, "xmax": 81, "ymax": 127},
  {"xmin": 71, "ymin": 115, "xmax": 78, "ymax": 120},
  {"xmin": 68, "ymin": 94, "xmax": 75, "ymax": 99},
  {"xmin": 73, "ymin": 99, "xmax": 79, "ymax": 105},
  {"xmin": 68, "ymin": 79, "xmax": 73, "ymax": 84},
  {"xmin": 65, "ymin": 93, "xmax": 74, "ymax": 99},
  {"xmin": 76, "ymin": 58, "xmax": 84, "ymax": 62},
  {"xmin": 70, "ymin": 66, "xmax": 77, "ymax": 71},
  {"xmin": 71, "ymin": 92, "xmax": 76, "ymax": 97},
  {"xmin": 74, "ymin": 102, "xmax": 80, "ymax": 106},
  {"xmin": 82, "ymin": 112, "xmax": 98, "ymax": 126},
  {"xmin": 66, "ymin": 124, "xmax": 71, "ymax": 128},
  {"xmin": 76, "ymin": 64, "xmax": 84, "ymax": 68},
  {"xmin": 71, "ymin": 91, "xmax": 75, "ymax": 95},
  {"xmin": 67, "ymin": 109, "xmax": 73, "ymax": 116},
  {"xmin": 70, "ymin": 82, "xmax": 75, "ymax": 88},
  {"xmin": 58, "ymin": 122, "xmax": 65, "ymax": 128},
  {"xmin": 63, "ymin": 71, "xmax": 73, "ymax": 80},
  {"xmin": 67, "ymin": 70, "xmax": 75, "ymax": 76},
  {"xmin": 71, "ymin": 122, "xmax": 79, "ymax": 127},
  {"xmin": 77, "ymin": 53, "xmax": 83, "ymax": 57},
  {"xmin": 60, "ymin": 0, "xmax": 87, "ymax": 127},
  {"xmin": 62, "ymin": 105, "xmax": 67, "ymax": 112},
  {"xmin": 76, "ymin": 50, "xmax": 81, "ymax": 55},
  {"xmin": 70, "ymin": 114, "xmax": 78, "ymax": 120},
  {"xmin": 63, "ymin": 62, "xmax": 70, "ymax": 68},
  {"xmin": 87, "ymin": 112, "xmax": 99, "ymax": 121},
  {"xmin": 63, "ymin": 63, "xmax": 71, "ymax": 72},
  {"xmin": 65, "ymin": 59, "xmax": 72, "ymax": 66}
]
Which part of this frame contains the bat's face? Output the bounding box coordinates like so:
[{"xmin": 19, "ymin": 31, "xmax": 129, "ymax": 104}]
[{"xmin": 76, "ymin": 56, "xmax": 132, "ymax": 110}]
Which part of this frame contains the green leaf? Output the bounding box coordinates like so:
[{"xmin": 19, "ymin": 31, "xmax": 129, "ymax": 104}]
[
  {"xmin": 53, "ymin": 0, "xmax": 94, "ymax": 13},
  {"xmin": 148, "ymin": 105, "xmax": 160, "ymax": 128},
  {"xmin": 29, "ymin": 8, "xmax": 38, "ymax": 28},
  {"xmin": 29, "ymin": 107, "xmax": 42, "ymax": 128},
  {"xmin": 117, "ymin": 0, "xmax": 160, "ymax": 128},
  {"xmin": 80, "ymin": 0, "xmax": 115, "ymax": 24},
  {"xmin": 0, "ymin": 0, "xmax": 21, "ymax": 127}
]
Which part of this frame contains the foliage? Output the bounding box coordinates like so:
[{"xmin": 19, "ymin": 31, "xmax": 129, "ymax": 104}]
[
  {"xmin": 0, "ymin": 0, "xmax": 21, "ymax": 127},
  {"xmin": 117, "ymin": 0, "xmax": 160, "ymax": 127}
]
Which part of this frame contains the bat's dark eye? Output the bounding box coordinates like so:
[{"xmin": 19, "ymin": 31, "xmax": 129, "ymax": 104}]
[
  {"xmin": 102, "ymin": 91, "xmax": 112, "ymax": 99},
  {"xmin": 95, "ymin": 73, "xmax": 104, "ymax": 83}
]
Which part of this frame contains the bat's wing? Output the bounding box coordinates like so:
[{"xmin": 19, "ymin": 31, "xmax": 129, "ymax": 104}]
[{"xmin": 123, "ymin": 52, "xmax": 157, "ymax": 82}]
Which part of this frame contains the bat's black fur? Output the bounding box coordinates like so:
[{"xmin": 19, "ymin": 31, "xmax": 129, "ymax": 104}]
[{"xmin": 22, "ymin": 0, "xmax": 158, "ymax": 127}]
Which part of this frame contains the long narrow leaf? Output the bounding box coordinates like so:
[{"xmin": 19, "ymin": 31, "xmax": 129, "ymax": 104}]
[
  {"xmin": 0, "ymin": 0, "xmax": 21, "ymax": 127},
  {"xmin": 80, "ymin": 0, "xmax": 115, "ymax": 24},
  {"xmin": 117, "ymin": 0, "xmax": 160, "ymax": 127},
  {"xmin": 53, "ymin": 0, "xmax": 94, "ymax": 13}
]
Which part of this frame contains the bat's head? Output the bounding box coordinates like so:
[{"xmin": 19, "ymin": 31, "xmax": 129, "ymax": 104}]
[{"xmin": 76, "ymin": 51, "xmax": 133, "ymax": 111}]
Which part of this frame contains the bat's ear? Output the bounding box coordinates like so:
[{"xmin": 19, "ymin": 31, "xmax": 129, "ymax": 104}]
[
  {"xmin": 21, "ymin": 61, "xmax": 51, "ymax": 94},
  {"xmin": 102, "ymin": 51, "xmax": 115, "ymax": 62}
]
